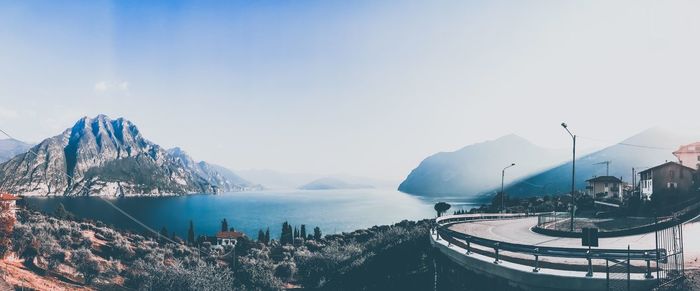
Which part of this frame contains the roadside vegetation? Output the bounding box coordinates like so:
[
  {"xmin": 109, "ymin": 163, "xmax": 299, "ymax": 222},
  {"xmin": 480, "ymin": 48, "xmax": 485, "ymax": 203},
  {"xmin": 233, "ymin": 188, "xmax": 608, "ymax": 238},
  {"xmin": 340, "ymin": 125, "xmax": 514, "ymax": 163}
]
[{"xmin": 0, "ymin": 205, "xmax": 433, "ymax": 290}]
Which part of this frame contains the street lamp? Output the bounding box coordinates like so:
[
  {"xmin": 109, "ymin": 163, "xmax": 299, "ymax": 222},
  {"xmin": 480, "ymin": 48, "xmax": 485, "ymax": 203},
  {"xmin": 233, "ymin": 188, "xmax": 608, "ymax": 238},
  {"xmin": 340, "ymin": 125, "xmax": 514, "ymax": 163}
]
[
  {"xmin": 561, "ymin": 122, "xmax": 576, "ymax": 232},
  {"xmin": 501, "ymin": 163, "xmax": 516, "ymax": 213}
]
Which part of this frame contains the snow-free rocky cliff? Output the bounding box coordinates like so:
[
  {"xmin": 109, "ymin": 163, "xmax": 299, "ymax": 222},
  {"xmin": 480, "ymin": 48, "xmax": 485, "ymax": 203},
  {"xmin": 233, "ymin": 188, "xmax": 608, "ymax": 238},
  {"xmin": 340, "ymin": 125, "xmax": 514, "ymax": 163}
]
[{"xmin": 0, "ymin": 115, "xmax": 252, "ymax": 196}]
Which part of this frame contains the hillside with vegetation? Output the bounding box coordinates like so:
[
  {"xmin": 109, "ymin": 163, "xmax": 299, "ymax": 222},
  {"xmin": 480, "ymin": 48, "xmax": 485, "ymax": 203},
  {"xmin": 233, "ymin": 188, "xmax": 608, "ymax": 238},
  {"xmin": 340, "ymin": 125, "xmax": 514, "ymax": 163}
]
[{"xmin": 0, "ymin": 205, "xmax": 435, "ymax": 290}]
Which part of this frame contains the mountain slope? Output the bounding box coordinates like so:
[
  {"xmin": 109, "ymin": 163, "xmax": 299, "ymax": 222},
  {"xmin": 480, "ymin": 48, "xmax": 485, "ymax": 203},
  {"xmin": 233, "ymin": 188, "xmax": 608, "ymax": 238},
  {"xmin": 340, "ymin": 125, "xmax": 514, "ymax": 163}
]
[
  {"xmin": 0, "ymin": 138, "xmax": 32, "ymax": 163},
  {"xmin": 299, "ymin": 177, "xmax": 374, "ymax": 190},
  {"xmin": 398, "ymin": 135, "xmax": 568, "ymax": 197},
  {"xmin": 0, "ymin": 115, "xmax": 250, "ymax": 196},
  {"xmin": 235, "ymin": 169, "xmax": 319, "ymax": 190},
  {"xmin": 502, "ymin": 128, "xmax": 699, "ymax": 198}
]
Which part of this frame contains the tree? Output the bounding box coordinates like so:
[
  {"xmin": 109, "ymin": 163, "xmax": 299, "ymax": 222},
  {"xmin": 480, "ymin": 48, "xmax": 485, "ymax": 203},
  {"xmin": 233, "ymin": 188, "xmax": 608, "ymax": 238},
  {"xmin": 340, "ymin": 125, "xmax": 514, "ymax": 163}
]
[
  {"xmin": 300, "ymin": 224, "xmax": 307, "ymax": 240},
  {"xmin": 264, "ymin": 228, "xmax": 270, "ymax": 244},
  {"xmin": 54, "ymin": 203, "xmax": 73, "ymax": 220},
  {"xmin": 313, "ymin": 227, "xmax": 322, "ymax": 240},
  {"xmin": 38, "ymin": 239, "xmax": 65, "ymax": 271},
  {"xmin": 280, "ymin": 221, "xmax": 293, "ymax": 244},
  {"xmin": 72, "ymin": 248, "xmax": 101, "ymax": 284},
  {"xmin": 434, "ymin": 202, "xmax": 451, "ymax": 217},
  {"xmin": 221, "ymin": 219, "xmax": 228, "ymax": 233},
  {"xmin": 257, "ymin": 229, "xmax": 265, "ymax": 243},
  {"xmin": 293, "ymin": 227, "xmax": 299, "ymax": 239},
  {"xmin": 187, "ymin": 220, "xmax": 195, "ymax": 245}
]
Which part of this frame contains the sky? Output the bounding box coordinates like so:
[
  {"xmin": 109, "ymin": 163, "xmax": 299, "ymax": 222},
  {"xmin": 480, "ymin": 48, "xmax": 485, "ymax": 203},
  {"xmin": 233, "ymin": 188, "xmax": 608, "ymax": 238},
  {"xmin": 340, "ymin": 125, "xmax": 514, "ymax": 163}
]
[{"xmin": 1, "ymin": 0, "xmax": 700, "ymax": 182}]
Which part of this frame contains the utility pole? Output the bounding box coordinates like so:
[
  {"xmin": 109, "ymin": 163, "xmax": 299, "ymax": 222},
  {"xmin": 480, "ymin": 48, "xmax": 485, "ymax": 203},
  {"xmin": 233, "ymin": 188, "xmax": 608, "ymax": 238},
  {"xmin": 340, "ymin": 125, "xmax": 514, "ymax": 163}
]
[
  {"xmin": 632, "ymin": 168, "xmax": 636, "ymax": 199},
  {"xmin": 594, "ymin": 161, "xmax": 611, "ymax": 176},
  {"xmin": 561, "ymin": 123, "xmax": 576, "ymax": 232},
  {"xmin": 501, "ymin": 163, "xmax": 516, "ymax": 213}
]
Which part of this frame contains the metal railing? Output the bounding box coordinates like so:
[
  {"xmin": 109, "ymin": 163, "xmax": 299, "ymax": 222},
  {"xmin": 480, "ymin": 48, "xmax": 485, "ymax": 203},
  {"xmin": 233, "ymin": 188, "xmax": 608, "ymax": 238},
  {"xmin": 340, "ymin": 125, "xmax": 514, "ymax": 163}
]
[{"xmin": 434, "ymin": 213, "xmax": 663, "ymax": 278}]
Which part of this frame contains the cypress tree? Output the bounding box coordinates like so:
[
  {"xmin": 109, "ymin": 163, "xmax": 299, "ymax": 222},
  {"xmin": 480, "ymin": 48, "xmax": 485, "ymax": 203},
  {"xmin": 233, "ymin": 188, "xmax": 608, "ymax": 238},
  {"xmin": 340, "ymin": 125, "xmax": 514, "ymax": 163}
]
[
  {"xmin": 264, "ymin": 228, "xmax": 270, "ymax": 244},
  {"xmin": 221, "ymin": 219, "xmax": 228, "ymax": 232},
  {"xmin": 313, "ymin": 226, "xmax": 322, "ymax": 240},
  {"xmin": 300, "ymin": 224, "xmax": 307, "ymax": 239},
  {"xmin": 257, "ymin": 229, "xmax": 265, "ymax": 243},
  {"xmin": 187, "ymin": 220, "xmax": 195, "ymax": 245}
]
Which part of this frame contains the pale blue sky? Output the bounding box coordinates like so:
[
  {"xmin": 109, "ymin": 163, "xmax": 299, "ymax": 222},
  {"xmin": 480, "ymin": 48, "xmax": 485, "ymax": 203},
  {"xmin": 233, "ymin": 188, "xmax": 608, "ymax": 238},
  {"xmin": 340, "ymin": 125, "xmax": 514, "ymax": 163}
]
[{"xmin": 1, "ymin": 1, "xmax": 700, "ymax": 181}]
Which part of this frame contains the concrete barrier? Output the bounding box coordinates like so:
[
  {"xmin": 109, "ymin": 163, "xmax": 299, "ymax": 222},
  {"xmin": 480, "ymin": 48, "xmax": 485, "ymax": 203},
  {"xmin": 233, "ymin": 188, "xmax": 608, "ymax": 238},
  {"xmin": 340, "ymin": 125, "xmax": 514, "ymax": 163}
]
[{"xmin": 431, "ymin": 232, "xmax": 657, "ymax": 291}]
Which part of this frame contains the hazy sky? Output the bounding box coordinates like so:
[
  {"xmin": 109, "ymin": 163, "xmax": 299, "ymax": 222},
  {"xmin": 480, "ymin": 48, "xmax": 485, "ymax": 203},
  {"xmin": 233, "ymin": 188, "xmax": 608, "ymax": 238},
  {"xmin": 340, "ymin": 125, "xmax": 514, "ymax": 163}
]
[{"xmin": 1, "ymin": 1, "xmax": 700, "ymax": 181}]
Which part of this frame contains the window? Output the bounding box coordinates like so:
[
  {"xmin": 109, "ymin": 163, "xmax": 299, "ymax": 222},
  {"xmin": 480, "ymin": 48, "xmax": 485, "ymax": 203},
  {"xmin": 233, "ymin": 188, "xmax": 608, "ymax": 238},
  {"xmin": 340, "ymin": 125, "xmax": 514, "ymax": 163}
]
[{"xmin": 697, "ymin": 155, "xmax": 700, "ymax": 161}]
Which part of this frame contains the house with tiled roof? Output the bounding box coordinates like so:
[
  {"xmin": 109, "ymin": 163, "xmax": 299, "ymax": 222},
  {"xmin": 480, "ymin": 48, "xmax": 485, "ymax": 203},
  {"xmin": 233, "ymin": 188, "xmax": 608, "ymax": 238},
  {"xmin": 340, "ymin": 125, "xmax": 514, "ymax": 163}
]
[
  {"xmin": 216, "ymin": 231, "xmax": 245, "ymax": 246},
  {"xmin": 586, "ymin": 176, "xmax": 625, "ymax": 200},
  {"xmin": 639, "ymin": 161, "xmax": 696, "ymax": 200}
]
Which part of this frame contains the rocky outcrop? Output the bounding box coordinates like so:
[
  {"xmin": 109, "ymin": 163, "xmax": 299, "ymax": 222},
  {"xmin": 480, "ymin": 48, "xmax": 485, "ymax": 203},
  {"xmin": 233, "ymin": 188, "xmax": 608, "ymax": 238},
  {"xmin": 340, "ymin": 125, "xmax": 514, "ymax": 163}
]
[{"xmin": 0, "ymin": 115, "xmax": 250, "ymax": 196}]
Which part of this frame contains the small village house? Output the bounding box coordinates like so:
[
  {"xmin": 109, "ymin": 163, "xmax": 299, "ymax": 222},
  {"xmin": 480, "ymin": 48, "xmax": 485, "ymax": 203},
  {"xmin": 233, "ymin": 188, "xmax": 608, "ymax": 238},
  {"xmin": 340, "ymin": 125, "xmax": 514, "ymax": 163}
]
[
  {"xmin": 639, "ymin": 161, "xmax": 695, "ymax": 200},
  {"xmin": 0, "ymin": 193, "xmax": 20, "ymax": 217},
  {"xmin": 585, "ymin": 176, "xmax": 625, "ymax": 200},
  {"xmin": 673, "ymin": 142, "xmax": 700, "ymax": 170},
  {"xmin": 216, "ymin": 230, "xmax": 244, "ymax": 246}
]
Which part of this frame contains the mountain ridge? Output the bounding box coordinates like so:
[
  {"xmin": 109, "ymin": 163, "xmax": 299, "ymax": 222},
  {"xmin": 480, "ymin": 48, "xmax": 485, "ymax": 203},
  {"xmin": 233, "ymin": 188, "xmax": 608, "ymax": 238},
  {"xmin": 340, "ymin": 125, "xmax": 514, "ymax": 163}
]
[
  {"xmin": 0, "ymin": 115, "xmax": 252, "ymax": 196},
  {"xmin": 500, "ymin": 128, "xmax": 700, "ymax": 198},
  {"xmin": 398, "ymin": 134, "xmax": 569, "ymax": 197}
]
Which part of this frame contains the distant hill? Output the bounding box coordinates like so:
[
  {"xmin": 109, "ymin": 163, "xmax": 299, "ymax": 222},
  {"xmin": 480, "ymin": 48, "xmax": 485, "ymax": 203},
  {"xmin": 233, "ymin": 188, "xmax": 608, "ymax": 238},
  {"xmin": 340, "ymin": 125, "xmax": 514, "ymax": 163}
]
[
  {"xmin": 0, "ymin": 115, "xmax": 252, "ymax": 196},
  {"xmin": 299, "ymin": 177, "xmax": 374, "ymax": 190},
  {"xmin": 208, "ymin": 164, "xmax": 261, "ymax": 189},
  {"xmin": 502, "ymin": 128, "xmax": 699, "ymax": 198},
  {"xmin": 236, "ymin": 169, "xmax": 318, "ymax": 190},
  {"xmin": 237, "ymin": 169, "xmax": 394, "ymax": 190},
  {"xmin": 398, "ymin": 134, "xmax": 569, "ymax": 197},
  {"xmin": 0, "ymin": 138, "xmax": 32, "ymax": 163}
]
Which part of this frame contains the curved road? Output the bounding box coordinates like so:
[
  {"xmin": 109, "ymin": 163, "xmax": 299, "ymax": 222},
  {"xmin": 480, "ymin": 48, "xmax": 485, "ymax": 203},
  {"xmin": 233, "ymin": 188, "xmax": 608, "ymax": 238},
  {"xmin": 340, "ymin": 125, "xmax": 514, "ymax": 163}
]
[{"xmin": 448, "ymin": 216, "xmax": 700, "ymax": 268}]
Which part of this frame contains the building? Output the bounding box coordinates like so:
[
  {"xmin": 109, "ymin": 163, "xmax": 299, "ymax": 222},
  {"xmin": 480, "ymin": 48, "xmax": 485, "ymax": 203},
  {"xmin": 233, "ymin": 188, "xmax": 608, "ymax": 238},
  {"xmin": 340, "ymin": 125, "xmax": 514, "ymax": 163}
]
[
  {"xmin": 673, "ymin": 142, "xmax": 700, "ymax": 170},
  {"xmin": 585, "ymin": 176, "xmax": 624, "ymax": 200},
  {"xmin": 639, "ymin": 161, "xmax": 696, "ymax": 200},
  {"xmin": 216, "ymin": 231, "xmax": 244, "ymax": 246},
  {"xmin": 0, "ymin": 193, "xmax": 20, "ymax": 216}
]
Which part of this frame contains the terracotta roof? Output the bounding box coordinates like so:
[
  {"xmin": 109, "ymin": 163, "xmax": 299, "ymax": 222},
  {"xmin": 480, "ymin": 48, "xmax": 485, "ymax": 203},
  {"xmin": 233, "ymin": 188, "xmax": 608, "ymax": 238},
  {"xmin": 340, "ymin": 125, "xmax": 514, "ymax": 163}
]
[
  {"xmin": 673, "ymin": 142, "xmax": 700, "ymax": 154},
  {"xmin": 639, "ymin": 161, "xmax": 696, "ymax": 174},
  {"xmin": 216, "ymin": 231, "xmax": 244, "ymax": 239},
  {"xmin": 586, "ymin": 176, "xmax": 623, "ymax": 183},
  {"xmin": 0, "ymin": 193, "xmax": 20, "ymax": 201}
]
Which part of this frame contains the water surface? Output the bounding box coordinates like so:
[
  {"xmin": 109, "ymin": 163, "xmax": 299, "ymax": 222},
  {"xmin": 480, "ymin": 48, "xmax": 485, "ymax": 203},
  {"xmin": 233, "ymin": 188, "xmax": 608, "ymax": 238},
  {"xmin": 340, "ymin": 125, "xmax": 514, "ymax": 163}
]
[{"xmin": 23, "ymin": 189, "xmax": 479, "ymax": 239}]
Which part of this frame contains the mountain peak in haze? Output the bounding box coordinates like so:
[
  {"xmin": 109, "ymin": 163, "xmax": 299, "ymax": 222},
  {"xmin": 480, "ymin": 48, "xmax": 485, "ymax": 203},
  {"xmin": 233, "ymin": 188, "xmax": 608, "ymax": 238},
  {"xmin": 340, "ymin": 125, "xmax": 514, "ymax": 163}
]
[
  {"xmin": 503, "ymin": 127, "xmax": 700, "ymax": 198},
  {"xmin": 299, "ymin": 177, "xmax": 374, "ymax": 190},
  {"xmin": 0, "ymin": 138, "xmax": 32, "ymax": 163},
  {"xmin": 0, "ymin": 115, "xmax": 253, "ymax": 196},
  {"xmin": 398, "ymin": 134, "xmax": 568, "ymax": 197}
]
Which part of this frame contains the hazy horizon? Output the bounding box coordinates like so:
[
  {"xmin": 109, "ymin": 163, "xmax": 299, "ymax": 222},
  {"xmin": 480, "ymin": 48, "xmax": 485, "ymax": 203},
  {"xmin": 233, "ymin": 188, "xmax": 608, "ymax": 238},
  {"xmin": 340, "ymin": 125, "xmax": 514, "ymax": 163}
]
[{"xmin": 3, "ymin": 1, "xmax": 700, "ymax": 181}]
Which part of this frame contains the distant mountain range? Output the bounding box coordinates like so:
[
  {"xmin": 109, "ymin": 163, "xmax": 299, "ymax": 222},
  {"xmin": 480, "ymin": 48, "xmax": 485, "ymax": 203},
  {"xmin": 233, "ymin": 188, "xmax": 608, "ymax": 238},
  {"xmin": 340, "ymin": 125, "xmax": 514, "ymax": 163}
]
[
  {"xmin": 502, "ymin": 128, "xmax": 699, "ymax": 198},
  {"xmin": 398, "ymin": 134, "xmax": 569, "ymax": 197},
  {"xmin": 299, "ymin": 177, "xmax": 374, "ymax": 190},
  {"xmin": 0, "ymin": 115, "xmax": 254, "ymax": 196},
  {"xmin": 399, "ymin": 128, "xmax": 700, "ymax": 200},
  {"xmin": 236, "ymin": 169, "xmax": 395, "ymax": 190},
  {"xmin": 0, "ymin": 138, "xmax": 32, "ymax": 163}
]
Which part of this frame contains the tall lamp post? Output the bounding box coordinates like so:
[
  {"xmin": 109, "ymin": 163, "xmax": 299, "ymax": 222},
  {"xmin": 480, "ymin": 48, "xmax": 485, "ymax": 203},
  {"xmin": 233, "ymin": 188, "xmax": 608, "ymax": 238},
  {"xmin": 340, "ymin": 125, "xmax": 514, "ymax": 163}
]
[
  {"xmin": 501, "ymin": 163, "xmax": 516, "ymax": 213},
  {"xmin": 561, "ymin": 122, "xmax": 576, "ymax": 232}
]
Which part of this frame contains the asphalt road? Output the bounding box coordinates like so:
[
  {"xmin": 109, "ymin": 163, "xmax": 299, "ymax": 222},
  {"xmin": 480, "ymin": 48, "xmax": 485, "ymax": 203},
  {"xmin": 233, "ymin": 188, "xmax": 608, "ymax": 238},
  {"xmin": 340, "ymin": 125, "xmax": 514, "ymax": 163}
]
[{"xmin": 448, "ymin": 216, "xmax": 700, "ymax": 267}]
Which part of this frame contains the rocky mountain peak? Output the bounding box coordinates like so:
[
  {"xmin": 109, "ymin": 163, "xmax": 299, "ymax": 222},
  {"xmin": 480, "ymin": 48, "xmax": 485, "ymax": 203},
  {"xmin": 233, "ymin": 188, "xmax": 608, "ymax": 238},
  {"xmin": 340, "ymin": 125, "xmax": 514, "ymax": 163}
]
[{"xmin": 0, "ymin": 115, "xmax": 251, "ymax": 196}]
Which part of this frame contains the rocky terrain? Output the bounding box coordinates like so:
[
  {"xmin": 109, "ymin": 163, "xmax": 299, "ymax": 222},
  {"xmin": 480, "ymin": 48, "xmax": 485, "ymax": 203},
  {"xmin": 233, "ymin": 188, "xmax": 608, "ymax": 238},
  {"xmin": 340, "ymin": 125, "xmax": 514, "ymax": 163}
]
[{"xmin": 0, "ymin": 115, "xmax": 252, "ymax": 196}]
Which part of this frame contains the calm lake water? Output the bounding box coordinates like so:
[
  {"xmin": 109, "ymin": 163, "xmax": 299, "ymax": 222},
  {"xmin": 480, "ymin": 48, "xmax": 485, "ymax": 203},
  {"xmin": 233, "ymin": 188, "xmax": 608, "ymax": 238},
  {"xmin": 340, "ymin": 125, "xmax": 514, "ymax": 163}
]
[{"xmin": 22, "ymin": 189, "xmax": 480, "ymax": 239}]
